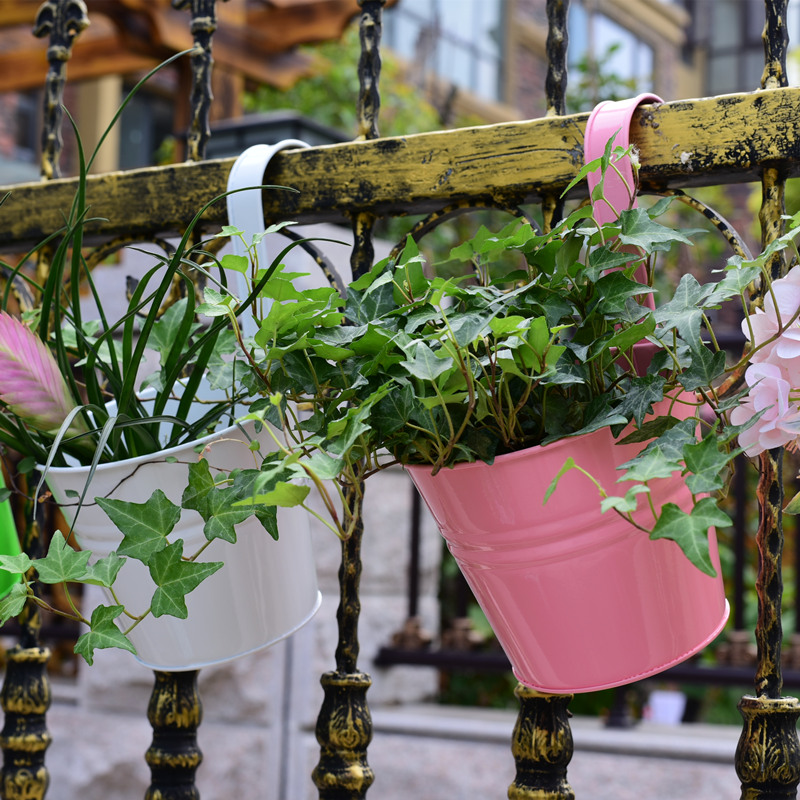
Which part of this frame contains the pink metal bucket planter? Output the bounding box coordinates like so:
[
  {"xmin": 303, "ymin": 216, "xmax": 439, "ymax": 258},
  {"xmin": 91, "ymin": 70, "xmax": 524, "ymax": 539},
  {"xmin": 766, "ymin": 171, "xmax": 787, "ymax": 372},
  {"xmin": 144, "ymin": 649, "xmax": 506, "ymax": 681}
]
[{"xmin": 405, "ymin": 410, "xmax": 729, "ymax": 694}]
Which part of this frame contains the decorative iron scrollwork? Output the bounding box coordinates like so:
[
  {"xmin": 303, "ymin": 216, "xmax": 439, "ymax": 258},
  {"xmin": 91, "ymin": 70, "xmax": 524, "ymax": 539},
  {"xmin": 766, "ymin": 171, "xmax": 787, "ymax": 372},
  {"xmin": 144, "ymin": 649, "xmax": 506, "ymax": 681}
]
[
  {"xmin": 173, "ymin": 0, "xmax": 229, "ymax": 163},
  {"xmin": 144, "ymin": 671, "xmax": 203, "ymax": 800},
  {"xmin": 32, "ymin": 0, "xmax": 90, "ymax": 179},
  {"xmin": 509, "ymin": 687, "xmax": 574, "ymax": 800},
  {"xmin": 0, "ymin": 646, "xmax": 52, "ymax": 800}
]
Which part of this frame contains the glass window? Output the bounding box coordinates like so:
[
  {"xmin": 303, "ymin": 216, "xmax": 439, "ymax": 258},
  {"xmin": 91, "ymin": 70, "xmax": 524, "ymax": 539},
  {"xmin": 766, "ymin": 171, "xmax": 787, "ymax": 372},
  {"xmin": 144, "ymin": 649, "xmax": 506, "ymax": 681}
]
[
  {"xmin": 118, "ymin": 88, "xmax": 174, "ymax": 169},
  {"xmin": 709, "ymin": 53, "xmax": 741, "ymax": 95},
  {"xmin": 705, "ymin": 0, "xmax": 772, "ymax": 94},
  {"xmin": 567, "ymin": 2, "xmax": 654, "ymax": 111},
  {"xmin": 710, "ymin": 0, "xmax": 740, "ymax": 48},
  {"xmin": 0, "ymin": 91, "xmax": 40, "ymax": 184},
  {"xmin": 789, "ymin": 0, "xmax": 800, "ymax": 86},
  {"xmin": 383, "ymin": 0, "xmax": 505, "ymax": 103},
  {"xmin": 14, "ymin": 92, "xmax": 39, "ymax": 164}
]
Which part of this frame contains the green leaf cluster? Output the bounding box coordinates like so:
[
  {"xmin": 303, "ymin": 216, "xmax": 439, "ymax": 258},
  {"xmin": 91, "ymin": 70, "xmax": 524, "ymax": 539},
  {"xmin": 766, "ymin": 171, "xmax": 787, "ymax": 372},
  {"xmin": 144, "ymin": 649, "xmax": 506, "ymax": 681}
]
[
  {"xmin": 0, "ymin": 445, "xmax": 307, "ymax": 663},
  {"xmin": 5, "ymin": 74, "xmax": 800, "ymax": 665},
  {"xmin": 218, "ymin": 191, "xmax": 800, "ymax": 577}
]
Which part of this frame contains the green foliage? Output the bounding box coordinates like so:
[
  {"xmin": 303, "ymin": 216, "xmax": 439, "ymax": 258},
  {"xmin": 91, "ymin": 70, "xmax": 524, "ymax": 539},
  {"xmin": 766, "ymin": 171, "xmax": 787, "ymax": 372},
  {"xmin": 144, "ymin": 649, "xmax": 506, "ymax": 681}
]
[
  {"xmin": 245, "ymin": 25, "xmax": 452, "ymax": 138},
  {"xmin": 0, "ymin": 61, "xmax": 344, "ymax": 664},
  {"xmin": 74, "ymin": 605, "xmax": 137, "ymax": 665},
  {"xmin": 147, "ymin": 541, "xmax": 223, "ymax": 619},
  {"xmin": 186, "ymin": 145, "xmax": 800, "ymax": 579},
  {"xmin": 566, "ymin": 43, "xmax": 640, "ymax": 114},
  {"xmin": 0, "ymin": 53, "xmax": 255, "ymax": 469},
  {"xmin": 1, "ymin": 54, "xmax": 795, "ymax": 666}
]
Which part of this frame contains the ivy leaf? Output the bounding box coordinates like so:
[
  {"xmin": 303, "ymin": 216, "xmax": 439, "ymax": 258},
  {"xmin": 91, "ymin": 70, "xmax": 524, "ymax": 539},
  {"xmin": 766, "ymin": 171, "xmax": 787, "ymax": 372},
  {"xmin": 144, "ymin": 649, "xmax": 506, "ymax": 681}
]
[
  {"xmin": 616, "ymin": 375, "xmax": 665, "ymax": 427},
  {"xmin": 711, "ymin": 263, "xmax": 761, "ymax": 300},
  {"xmin": 239, "ymin": 482, "xmax": 310, "ymax": 508},
  {"xmin": 255, "ymin": 302, "xmax": 307, "ymax": 345},
  {"xmin": 636, "ymin": 418, "xmax": 698, "ymax": 461},
  {"xmin": 372, "ymin": 382, "xmax": 416, "ymax": 435},
  {"xmin": 650, "ymin": 497, "xmax": 731, "ymax": 576},
  {"xmin": 344, "ymin": 276, "xmax": 395, "ymax": 324},
  {"xmin": 254, "ymin": 506, "xmax": 279, "ymax": 540},
  {"xmin": 348, "ymin": 324, "xmax": 394, "ymax": 355},
  {"xmin": 228, "ymin": 469, "xmax": 281, "ymax": 539},
  {"xmin": 496, "ymin": 355, "xmax": 529, "ymax": 380},
  {"xmin": 677, "ymin": 346, "xmax": 726, "ymax": 391},
  {"xmin": 585, "ymin": 246, "xmax": 636, "ymax": 281},
  {"xmin": 653, "ymin": 273, "xmax": 714, "ymax": 345},
  {"xmin": 35, "ymin": 531, "xmax": 91, "ymax": 584},
  {"xmin": 148, "ymin": 298, "xmax": 201, "ymax": 367},
  {"xmin": 148, "ymin": 540, "xmax": 223, "ymax": 619},
  {"xmin": 593, "ymin": 271, "xmax": 654, "ymax": 316},
  {"xmin": 202, "ymin": 487, "xmax": 254, "ymax": 543},
  {"xmin": 683, "ymin": 434, "xmax": 733, "ymax": 495},
  {"xmin": 96, "ymin": 490, "xmax": 181, "ymax": 564},
  {"xmin": 600, "ymin": 484, "xmax": 651, "ymax": 513},
  {"xmin": 74, "ymin": 605, "xmax": 137, "ymax": 665},
  {"xmin": 617, "ymin": 414, "xmax": 682, "ymax": 445},
  {"xmin": 302, "ymin": 450, "xmax": 344, "ymax": 481},
  {"xmin": 181, "ymin": 459, "xmax": 253, "ymax": 543},
  {"xmin": 490, "ymin": 315, "xmax": 525, "ymax": 337},
  {"xmin": 557, "ymin": 397, "xmax": 628, "ymax": 441},
  {"xmin": 400, "ymin": 343, "xmax": 454, "ymax": 381},
  {"xmin": 601, "ymin": 317, "xmax": 656, "ymax": 356},
  {"xmin": 618, "ymin": 447, "xmax": 683, "ymax": 483},
  {"xmin": 219, "ymin": 253, "xmax": 249, "ymax": 273},
  {"xmin": 543, "ymin": 457, "xmax": 578, "ymax": 504},
  {"xmin": 260, "ymin": 277, "xmax": 315, "ymax": 303},
  {"xmin": 786, "ymin": 489, "xmax": 800, "ymax": 514},
  {"xmin": 618, "ymin": 208, "xmax": 696, "ymax": 251},
  {"xmin": 181, "ymin": 458, "xmax": 216, "ymax": 519},
  {"xmin": 310, "ymin": 340, "xmax": 355, "ymax": 362},
  {"xmin": 0, "ymin": 583, "xmax": 30, "ymax": 622},
  {"xmin": 81, "ymin": 553, "xmax": 127, "ymax": 588},
  {"xmin": 273, "ymin": 350, "xmax": 339, "ymax": 393},
  {"xmin": 447, "ymin": 311, "xmax": 495, "ymax": 347},
  {"xmin": 0, "ymin": 552, "xmax": 33, "ymax": 575},
  {"xmin": 327, "ymin": 384, "xmax": 392, "ymax": 456}
]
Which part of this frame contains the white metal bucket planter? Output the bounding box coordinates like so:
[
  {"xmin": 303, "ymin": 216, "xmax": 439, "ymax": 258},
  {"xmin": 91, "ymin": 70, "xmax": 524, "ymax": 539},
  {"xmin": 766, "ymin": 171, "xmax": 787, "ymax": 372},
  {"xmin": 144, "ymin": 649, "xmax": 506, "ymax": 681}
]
[{"xmin": 45, "ymin": 415, "xmax": 321, "ymax": 672}]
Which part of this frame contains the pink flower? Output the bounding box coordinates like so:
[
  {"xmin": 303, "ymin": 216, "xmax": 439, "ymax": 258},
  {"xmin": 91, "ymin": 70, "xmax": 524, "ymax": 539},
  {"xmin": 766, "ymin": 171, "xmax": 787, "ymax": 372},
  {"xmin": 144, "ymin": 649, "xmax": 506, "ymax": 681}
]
[
  {"xmin": 731, "ymin": 362, "xmax": 800, "ymax": 456},
  {"xmin": 0, "ymin": 312, "xmax": 86, "ymax": 437},
  {"xmin": 743, "ymin": 266, "xmax": 800, "ymax": 383}
]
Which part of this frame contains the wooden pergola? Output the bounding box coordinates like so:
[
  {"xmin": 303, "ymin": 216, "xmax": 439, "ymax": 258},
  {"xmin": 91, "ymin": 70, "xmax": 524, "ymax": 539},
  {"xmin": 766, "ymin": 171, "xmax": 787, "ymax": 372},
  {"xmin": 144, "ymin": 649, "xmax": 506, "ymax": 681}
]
[
  {"xmin": 0, "ymin": 0, "xmax": 395, "ymax": 172},
  {"xmin": 0, "ymin": 0, "xmax": 369, "ymax": 93}
]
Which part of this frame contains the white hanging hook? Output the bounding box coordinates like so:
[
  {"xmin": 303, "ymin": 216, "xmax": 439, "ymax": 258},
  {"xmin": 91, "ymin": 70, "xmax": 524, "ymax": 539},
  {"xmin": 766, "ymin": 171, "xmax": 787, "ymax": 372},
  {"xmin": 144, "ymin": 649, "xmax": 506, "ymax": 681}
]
[{"xmin": 226, "ymin": 139, "xmax": 311, "ymax": 336}]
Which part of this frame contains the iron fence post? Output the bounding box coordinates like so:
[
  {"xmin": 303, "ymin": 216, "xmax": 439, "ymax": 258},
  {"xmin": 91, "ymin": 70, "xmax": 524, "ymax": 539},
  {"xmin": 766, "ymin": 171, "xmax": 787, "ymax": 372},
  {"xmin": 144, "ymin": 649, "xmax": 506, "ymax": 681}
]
[
  {"xmin": 509, "ymin": 687, "xmax": 575, "ymax": 800},
  {"xmin": 735, "ymin": 5, "xmax": 800, "ymax": 797},
  {"xmin": 312, "ymin": 4, "xmax": 385, "ymax": 796}
]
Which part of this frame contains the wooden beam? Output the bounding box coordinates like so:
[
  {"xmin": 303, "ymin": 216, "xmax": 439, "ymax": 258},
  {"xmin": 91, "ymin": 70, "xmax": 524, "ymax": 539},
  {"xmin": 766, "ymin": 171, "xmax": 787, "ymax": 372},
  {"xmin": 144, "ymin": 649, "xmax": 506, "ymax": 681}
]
[
  {"xmin": 2, "ymin": 88, "xmax": 800, "ymax": 249},
  {"xmin": 0, "ymin": 18, "xmax": 315, "ymax": 93}
]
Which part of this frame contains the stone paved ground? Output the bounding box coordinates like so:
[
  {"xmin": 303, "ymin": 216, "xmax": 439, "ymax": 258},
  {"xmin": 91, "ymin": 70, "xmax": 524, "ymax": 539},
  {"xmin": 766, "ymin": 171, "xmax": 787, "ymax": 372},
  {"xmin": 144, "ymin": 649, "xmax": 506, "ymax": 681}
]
[
  {"xmin": 46, "ymin": 699, "xmax": 746, "ymax": 800},
  {"xmin": 569, "ymin": 751, "xmax": 739, "ymax": 800},
  {"xmin": 366, "ymin": 706, "xmax": 743, "ymax": 800},
  {"xmin": 568, "ymin": 718, "xmax": 741, "ymax": 800}
]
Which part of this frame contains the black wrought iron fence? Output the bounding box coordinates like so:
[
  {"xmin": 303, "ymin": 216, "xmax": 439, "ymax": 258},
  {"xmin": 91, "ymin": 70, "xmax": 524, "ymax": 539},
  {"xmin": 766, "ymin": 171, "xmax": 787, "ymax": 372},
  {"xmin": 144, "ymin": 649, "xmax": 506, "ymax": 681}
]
[{"xmin": 0, "ymin": 1, "xmax": 799, "ymax": 799}]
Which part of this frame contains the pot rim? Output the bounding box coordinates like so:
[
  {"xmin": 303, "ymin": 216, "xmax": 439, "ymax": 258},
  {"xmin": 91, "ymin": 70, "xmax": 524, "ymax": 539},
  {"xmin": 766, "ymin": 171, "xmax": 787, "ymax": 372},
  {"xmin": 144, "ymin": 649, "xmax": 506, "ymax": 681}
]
[
  {"xmin": 403, "ymin": 426, "xmax": 608, "ymax": 477},
  {"xmin": 42, "ymin": 416, "xmax": 255, "ymax": 476},
  {"xmin": 404, "ymin": 392, "xmax": 699, "ymax": 478}
]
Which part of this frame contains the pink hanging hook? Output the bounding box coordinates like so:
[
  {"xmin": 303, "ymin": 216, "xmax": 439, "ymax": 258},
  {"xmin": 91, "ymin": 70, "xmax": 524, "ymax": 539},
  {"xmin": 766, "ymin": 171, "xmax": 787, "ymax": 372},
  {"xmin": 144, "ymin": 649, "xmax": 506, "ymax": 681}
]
[
  {"xmin": 584, "ymin": 93, "xmax": 663, "ymax": 227},
  {"xmin": 585, "ymin": 94, "xmax": 663, "ymax": 371}
]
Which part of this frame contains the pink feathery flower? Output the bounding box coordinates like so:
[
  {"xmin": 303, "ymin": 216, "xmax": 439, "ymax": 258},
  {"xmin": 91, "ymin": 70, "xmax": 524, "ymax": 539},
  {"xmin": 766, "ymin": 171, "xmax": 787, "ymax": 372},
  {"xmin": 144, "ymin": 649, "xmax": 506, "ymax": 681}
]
[
  {"xmin": 731, "ymin": 362, "xmax": 800, "ymax": 456},
  {"xmin": 0, "ymin": 312, "xmax": 86, "ymax": 437}
]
